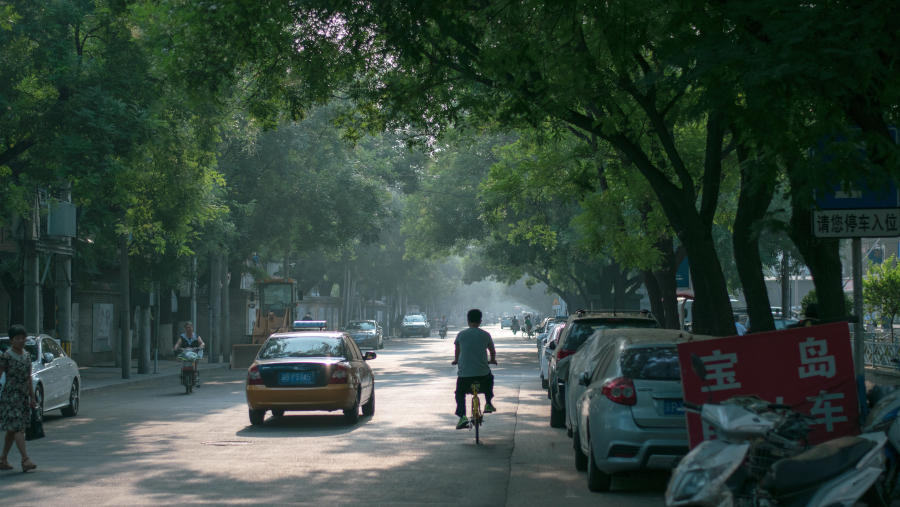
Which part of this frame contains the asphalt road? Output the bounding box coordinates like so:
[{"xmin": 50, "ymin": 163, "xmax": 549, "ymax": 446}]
[{"xmin": 1, "ymin": 324, "xmax": 669, "ymax": 506}]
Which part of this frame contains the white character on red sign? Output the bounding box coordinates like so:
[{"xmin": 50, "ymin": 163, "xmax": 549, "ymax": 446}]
[
  {"xmin": 807, "ymin": 390, "xmax": 847, "ymax": 431},
  {"xmin": 700, "ymin": 350, "xmax": 742, "ymax": 392},
  {"xmin": 798, "ymin": 337, "xmax": 836, "ymax": 379}
]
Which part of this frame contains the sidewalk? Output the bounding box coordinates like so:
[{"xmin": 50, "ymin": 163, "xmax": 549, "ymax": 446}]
[{"xmin": 79, "ymin": 357, "xmax": 231, "ymax": 396}]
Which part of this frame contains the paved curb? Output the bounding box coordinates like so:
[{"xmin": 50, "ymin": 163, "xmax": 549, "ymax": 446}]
[{"xmin": 81, "ymin": 363, "xmax": 232, "ymax": 396}]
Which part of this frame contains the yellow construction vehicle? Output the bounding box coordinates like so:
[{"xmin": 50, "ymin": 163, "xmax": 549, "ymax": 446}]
[{"xmin": 232, "ymin": 278, "xmax": 302, "ymax": 368}]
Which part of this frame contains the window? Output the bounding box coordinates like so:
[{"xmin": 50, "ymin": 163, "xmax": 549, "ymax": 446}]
[
  {"xmin": 590, "ymin": 345, "xmax": 616, "ymax": 384},
  {"xmin": 562, "ymin": 318, "xmax": 659, "ymax": 351},
  {"xmin": 43, "ymin": 338, "xmax": 64, "ymax": 358},
  {"xmin": 620, "ymin": 347, "xmax": 681, "ymax": 381},
  {"xmin": 258, "ymin": 336, "xmax": 345, "ymax": 359},
  {"xmin": 346, "ymin": 322, "xmax": 376, "ymax": 331}
]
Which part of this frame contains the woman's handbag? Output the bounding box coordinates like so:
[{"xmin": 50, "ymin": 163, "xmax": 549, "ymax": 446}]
[{"xmin": 25, "ymin": 408, "xmax": 44, "ymax": 441}]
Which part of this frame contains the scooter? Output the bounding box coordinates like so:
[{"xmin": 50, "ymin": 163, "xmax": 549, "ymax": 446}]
[
  {"xmin": 861, "ymin": 383, "xmax": 900, "ymax": 506},
  {"xmin": 511, "ymin": 323, "xmax": 520, "ymax": 335},
  {"xmin": 439, "ymin": 324, "xmax": 448, "ymax": 339},
  {"xmin": 666, "ymin": 354, "xmax": 887, "ymax": 507},
  {"xmin": 174, "ymin": 347, "xmax": 203, "ymax": 394}
]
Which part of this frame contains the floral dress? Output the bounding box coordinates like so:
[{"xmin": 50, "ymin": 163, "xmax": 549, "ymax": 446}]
[{"xmin": 0, "ymin": 351, "xmax": 32, "ymax": 431}]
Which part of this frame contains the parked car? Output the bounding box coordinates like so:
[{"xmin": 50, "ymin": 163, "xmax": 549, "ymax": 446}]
[
  {"xmin": 540, "ymin": 324, "xmax": 566, "ymax": 390},
  {"xmin": 245, "ymin": 330, "xmax": 376, "ymax": 425},
  {"xmin": 745, "ymin": 317, "xmax": 800, "ymax": 334},
  {"xmin": 0, "ymin": 333, "xmax": 81, "ymax": 422},
  {"xmin": 572, "ymin": 329, "xmax": 716, "ymax": 492},
  {"xmin": 343, "ymin": 320, "xmax": 384, "ymax": 349},
  {"xmin": 399, "ymin": 315, "xmax": 430, "ymax": 338},
  {"xmin": 548, "ymin": 311, "xmax": 658, "ymax": 428}
]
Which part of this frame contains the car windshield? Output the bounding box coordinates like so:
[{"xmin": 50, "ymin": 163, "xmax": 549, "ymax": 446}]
[
  {"xmin": 621, "ymin": 347, "xmax": 680, "ymax": 381},
  {"xmin": 563, "ymin": 318, "xmax": 659, "ymax": 350},
  {"xmin": 346, "ymin": 322, "xmax": 376, "ymax": 331},
  {"xmin": 0, "ymin": 338, "xmax": 39, "ymax": 358},
  {"xmin": 404, "ymin": 316, "xmax": 425, "ymax": 323},
  {"xmin": 259, "ymin": 336, "xmax": 345, "ymax": 359}
]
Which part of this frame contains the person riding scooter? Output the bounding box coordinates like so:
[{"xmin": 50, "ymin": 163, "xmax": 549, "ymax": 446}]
[
  {"xmin": 439, "ymin": 315, "xmax": 449, "ymax": 339},
  {"xmin": 510, "ymin": 316, "xmax": 520, "ymax": 335}
]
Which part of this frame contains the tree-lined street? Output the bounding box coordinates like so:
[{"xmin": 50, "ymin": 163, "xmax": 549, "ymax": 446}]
[{"xmin": 1, "ymin": 326, "xmax": 668, "ymax": 506}]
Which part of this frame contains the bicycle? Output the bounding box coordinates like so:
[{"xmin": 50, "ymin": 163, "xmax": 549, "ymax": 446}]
[{"xmin": 467, "ymin": 381, "xmax": 484, "ymax": 444}]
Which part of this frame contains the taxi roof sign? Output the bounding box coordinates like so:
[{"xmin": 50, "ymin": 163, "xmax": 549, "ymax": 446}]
[{"xmin": 292, "ymin": 320, "xmax": 327, "ymax": 330}]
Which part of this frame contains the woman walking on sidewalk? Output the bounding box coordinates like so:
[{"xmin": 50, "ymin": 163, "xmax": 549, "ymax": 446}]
[{"xmin": 0, "ymin": 324, "xmax": 38, "ymax": 472}]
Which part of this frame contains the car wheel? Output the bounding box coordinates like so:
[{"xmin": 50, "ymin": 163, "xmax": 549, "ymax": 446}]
[
  {"xmin": 271, "ymin": 410, "xmax": 285, "ymax": 417},
  {"xmin": 424, "ymin": 332, "xmax": 430, "ymax": 338},
  {"xmin": 587, "ymin": 445, "xmax": 612, "ymax": 492},
  {"xmin": 344, "ymin": 389, "xmax": 361, "ymax": 424},
  {"xmin": 550, "ymin": 401, "xmax": 566, "ymax": 428},
  {"xmin": 574, "ymin": 429, "xmax": 588, "ymax": 471},
  {"xmin": 61, "ymin": 380, "xmax": 79, "ymax": 417},
  {"xmin": 541, "ymin": 378, "xmax": 549, "ymax": 390},
  {"xmin": 378, "ymin": 339, "xmax": 384, "ymax": 350},
  {"xmin": 249, "ymin": 409, "xmax": 266, "ymax": 426},
  {"xmin": 362, "ymin": 386, "xmax": 375, "ymax": 416}
]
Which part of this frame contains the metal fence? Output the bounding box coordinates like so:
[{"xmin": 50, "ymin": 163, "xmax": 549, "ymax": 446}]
[{"xmin": 864, "ymin": 332, "xmax": 900, "ymax": 369}]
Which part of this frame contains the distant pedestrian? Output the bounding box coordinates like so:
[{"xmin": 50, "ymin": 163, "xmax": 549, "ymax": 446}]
[
  {"xmin": 301, "ymin": 313, "xmax": 313, "ymax": 321},
  {"xmin": 734, "ymin": 315, "xmax": 746, "ymax": 336},
  {"xmin": 0, "ymin": 324, "xmax": 38, "ymax": 472}
]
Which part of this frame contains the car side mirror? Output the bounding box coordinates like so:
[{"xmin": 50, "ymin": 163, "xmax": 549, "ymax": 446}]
[
  {"xmin": 578, "ymin": 371, "xmax": 591, "ymax": 386},
  {"xmin": 364, "ymin": 352, "xmax": 377, "ymax": 360},
  {"xmin": 43, "ymin": 353, "xmax": 54, "ymax": 364},
  {"xmin": 548, "ymin": 342, "xmax": 556, "ymax": 351}
]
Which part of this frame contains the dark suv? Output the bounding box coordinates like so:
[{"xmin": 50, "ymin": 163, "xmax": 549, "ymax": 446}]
[{"xmin": 547, "ymin": 311, "xmax": 658, "ymax": 428}]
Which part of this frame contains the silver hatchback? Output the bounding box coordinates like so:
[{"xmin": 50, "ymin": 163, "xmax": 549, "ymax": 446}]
[
  {"xmin": 572, "ymin": 330, "xmax": 716, "ymax": 492},
  {"xmin": 0, "ymin": 334, "xmax": 81, "ymax": 422}
]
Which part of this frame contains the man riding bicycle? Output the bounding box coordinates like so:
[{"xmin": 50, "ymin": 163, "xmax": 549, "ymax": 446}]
[
  {"xmin": 524, "ymin": 314, "xmax": 533, "ymax": 336},
  {"xmin": 451, "ymin": 309, "xmax": 497, "ymax": 429}
]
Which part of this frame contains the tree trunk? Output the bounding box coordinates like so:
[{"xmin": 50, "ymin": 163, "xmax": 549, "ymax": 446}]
[
  {"xmin": 651, "ymin": 236, "xmax": 681, "ymax": 329},
  {"xmin": 137, "ymin": 305, "xmax": 151, "ymax": 374},
  {"xmin": 680, "ymin": 226, "xmax": 737, "ymax": 336},
  {"xmin": 160, "ymin": 288, "xmax": 174, "ymax": 353},
  {"xmin": 642, "ymin": 270, "xmax": 667, "ymax": 328},
  {"xmin": 41, "ymin": 280, "xmax": 55, "ymax": 336},
  {"xmin": 732, "ymin": 146, "xmax": 776, "ymax": 333},
  {"xmin": 0, "ymin": 271, "xmax": 24, "ymax": 326},
  {"xmin": 788, "ymin": 197, "xmax": 847, "ymax": 319}
]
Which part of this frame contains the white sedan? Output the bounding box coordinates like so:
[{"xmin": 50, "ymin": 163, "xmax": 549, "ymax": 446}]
[{"xmin": 0, "ymin": 334, "xmax": 81, "ymax": 422}]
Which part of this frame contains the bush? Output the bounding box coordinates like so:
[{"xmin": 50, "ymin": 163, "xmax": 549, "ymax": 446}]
[{"xmin": 799, "ymin": 289, "xmax": 853, "ymax": 318}]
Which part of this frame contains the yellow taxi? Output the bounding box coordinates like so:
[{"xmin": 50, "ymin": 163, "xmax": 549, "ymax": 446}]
[{"xmin": 245, "ymin": 321, "xmax": 376, "ymax": 425}]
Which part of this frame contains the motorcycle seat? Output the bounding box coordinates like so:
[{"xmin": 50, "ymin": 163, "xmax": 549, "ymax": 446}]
[{"xmin": 761, "ymin": 436, "xmax": 876, "ymax": 496}]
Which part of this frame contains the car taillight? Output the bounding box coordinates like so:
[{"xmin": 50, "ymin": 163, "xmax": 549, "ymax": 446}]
[
  {"xmin": 247, "ymin": 365, "xmax": 264, "ymax": 385},
  {"xmin": 330, "ymin": 364, "xmax": 349, "ymax": 384},
  {"xmin": 556, "ymin": 348, "xmax": 576, "ymax": 361},
  {"xmin": 601, "ymin": 377, "xmax": 636, "ymax": 406}
]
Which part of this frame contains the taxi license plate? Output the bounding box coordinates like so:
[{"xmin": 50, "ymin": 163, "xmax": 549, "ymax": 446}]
[
  {"xmin": 279, "ymin": 372, "xmax": 315, "ymax": 385},
  {"xmin": 662, "ymin": 400, "xmax": 684, "ymax": 416}
]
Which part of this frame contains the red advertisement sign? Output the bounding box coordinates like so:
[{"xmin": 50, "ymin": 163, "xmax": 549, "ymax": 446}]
[{"xmin": 677, "ymin": 322, "xmax": 860, "ymax": 448}]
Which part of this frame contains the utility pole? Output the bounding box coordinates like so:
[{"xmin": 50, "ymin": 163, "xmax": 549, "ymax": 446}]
[
  {"xmin": 781, "ymin": 252, "xmax": 790, "ymax": 317},
  {"xmin": 221, "ymin": 253, "xmax": 231, "ymax": 364},
  {"xmin": 852, "ymin": 238, "xmax": 864, "ymax": 379},
  {"xmin": 209, "ymin": 253, "xmax": 221, "ymax": 363},
  {"xmin": 120, "ymin": 231, "xmax": 131, "ymax": 379}
]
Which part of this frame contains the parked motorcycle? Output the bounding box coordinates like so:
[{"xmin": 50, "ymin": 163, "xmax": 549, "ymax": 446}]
[
  {"xmin": 666, "ymin": 354, "xmax": 887, "ymax": 507},
  {"xmin": 174, "ymin": 347, "xmax": 203, "ymax": 394},
  {"xmin": 861, "ymin": 384, "xmax": 900, "ymax": 506}
]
